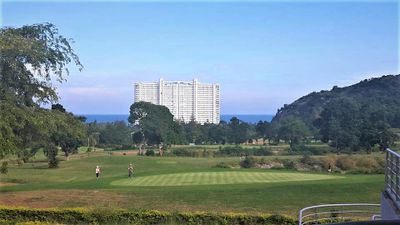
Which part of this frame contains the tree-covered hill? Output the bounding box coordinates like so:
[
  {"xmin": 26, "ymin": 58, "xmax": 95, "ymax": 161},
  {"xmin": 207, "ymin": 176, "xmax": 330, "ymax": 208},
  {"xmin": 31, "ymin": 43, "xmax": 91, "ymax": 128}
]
[{"xmin": 272, "ymin": 74, "xmax": 400, "ymax": 129}]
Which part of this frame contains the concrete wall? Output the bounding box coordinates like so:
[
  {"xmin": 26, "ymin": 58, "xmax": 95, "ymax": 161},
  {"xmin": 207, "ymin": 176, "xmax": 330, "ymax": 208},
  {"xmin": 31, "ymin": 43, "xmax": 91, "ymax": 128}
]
[{"xmin": 381, "ymin": 191, "xmax": 400, "ymax": 220}]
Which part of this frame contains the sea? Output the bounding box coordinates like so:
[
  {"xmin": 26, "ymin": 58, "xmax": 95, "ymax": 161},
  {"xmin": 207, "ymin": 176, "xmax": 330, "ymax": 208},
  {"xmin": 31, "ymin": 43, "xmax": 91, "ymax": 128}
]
[{"xmin": 81, "ymin": 114, "xmax": 274, "ymax": 124}]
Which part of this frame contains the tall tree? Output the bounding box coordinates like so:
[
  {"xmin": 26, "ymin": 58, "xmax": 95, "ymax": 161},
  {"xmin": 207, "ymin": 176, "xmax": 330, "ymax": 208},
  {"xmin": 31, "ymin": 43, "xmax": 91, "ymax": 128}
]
[
  {"xmin": 50, "ymin": 106, "xmax": 86, "ymax": 160},
  {"xmin": 0, "ymin": 23, "xmax": 83, "ymax": 166},
  {"xmin": 277, "ymin": 116, "xmax": 310, "ymax": 150},
  {"xmin": 228, "ymin": 117, "xmax": 250, "ymax": 144},
  {"xmin": 256, "ymin": 120, "xmax": 273, "ymax": 144},
  {"xmin": 128, "ymin": 101, "xmax": 185, "ymax": 153}
]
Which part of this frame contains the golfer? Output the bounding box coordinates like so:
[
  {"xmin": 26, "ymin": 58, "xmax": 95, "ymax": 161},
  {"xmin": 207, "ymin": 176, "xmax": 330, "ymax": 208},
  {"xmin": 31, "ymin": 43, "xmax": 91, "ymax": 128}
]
[
  {"xmin": 95, "ymin": 165, "xmax": 101, "ymax": 179},
  {"xmin": 128, "ymin": 163, "xmax": 134, "ymax": 178}
]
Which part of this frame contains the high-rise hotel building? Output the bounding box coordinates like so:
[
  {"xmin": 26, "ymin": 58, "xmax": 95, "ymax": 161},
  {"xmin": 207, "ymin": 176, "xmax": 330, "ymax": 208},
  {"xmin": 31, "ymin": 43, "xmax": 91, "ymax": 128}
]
[{"xmin": 134, "ymin": 79, "xmax": 220, "ymax": 124}]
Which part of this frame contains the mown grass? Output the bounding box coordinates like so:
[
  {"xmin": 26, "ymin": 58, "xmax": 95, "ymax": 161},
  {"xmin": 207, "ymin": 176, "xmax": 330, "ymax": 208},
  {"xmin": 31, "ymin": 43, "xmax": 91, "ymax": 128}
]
[
  {"xmin": 0, "ymin": 152, "xmax": 384, "ymax": 216},
  {"xmin": 111, "ymin": 171, "xmax": 343, "ymax": 186}
]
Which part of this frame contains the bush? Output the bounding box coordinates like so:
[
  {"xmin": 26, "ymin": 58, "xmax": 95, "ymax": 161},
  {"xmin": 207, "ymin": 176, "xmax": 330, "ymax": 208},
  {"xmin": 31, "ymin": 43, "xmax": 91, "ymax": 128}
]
[
  {"xmin": 214, "ymin": 161, "xmax": 238, "ymax": 168},
  {"xmin": 1, "ymin": 161, "xmax": 8, "ymax": 174},
  {"xmin": 0, "ymin": 207, "xmax": 296, "ymax": 225},
  {"xmin": 240, "ymin": 156, "xmax": 257, "ymax": 168},
  {"xmin": 281, "ymin": 159, "xmax": 296, "ymax": 170},
  {"xmin": 145, "ymin": 149, "xmax": 155, "ymax": 156},
  {"xmin": 217, "ymin": 146, "xmax": 273, "ymax": 157},
  {"xmin": 43, "ymin": 145, "xmax": 59, "ymax": 168}
]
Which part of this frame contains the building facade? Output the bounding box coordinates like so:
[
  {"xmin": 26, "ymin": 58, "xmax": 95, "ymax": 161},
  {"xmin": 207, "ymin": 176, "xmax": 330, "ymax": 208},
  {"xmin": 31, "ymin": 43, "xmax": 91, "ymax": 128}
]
[{"xmin": 134, "ymin": 79, "xmax": 220, "ymax": 124}]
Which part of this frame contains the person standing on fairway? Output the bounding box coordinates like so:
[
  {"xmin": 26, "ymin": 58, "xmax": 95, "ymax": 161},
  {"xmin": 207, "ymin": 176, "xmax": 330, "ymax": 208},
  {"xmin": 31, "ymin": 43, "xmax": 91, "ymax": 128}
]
[
  {"xmin": 128, "ymin": 163, "xmax": 134, "ymax": 178},
  {"xmin": 95, "ymin": 165, "xmax": 101, "ymax": 179}
]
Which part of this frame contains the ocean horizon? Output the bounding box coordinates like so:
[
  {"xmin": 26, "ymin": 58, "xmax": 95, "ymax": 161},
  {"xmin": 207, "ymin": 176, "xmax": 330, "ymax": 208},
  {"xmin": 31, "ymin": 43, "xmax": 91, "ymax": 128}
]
[{"xmin": 81, "ymin": 114, "xmax": 274, "ymax": 124}]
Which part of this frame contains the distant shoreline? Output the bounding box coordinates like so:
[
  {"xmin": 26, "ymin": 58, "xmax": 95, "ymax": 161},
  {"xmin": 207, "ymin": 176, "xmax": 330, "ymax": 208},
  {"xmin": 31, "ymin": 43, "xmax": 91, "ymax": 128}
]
[{"xmin": 80, "ymin": 114, "xmax": 274, "ymax": 124}]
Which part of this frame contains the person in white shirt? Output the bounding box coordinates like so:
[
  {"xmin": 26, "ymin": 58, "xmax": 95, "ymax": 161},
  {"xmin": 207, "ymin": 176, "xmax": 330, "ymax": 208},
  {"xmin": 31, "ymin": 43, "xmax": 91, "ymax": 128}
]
[{"xmin": 95, "ymin": 165, "xmax": 101, "ymax": 179}]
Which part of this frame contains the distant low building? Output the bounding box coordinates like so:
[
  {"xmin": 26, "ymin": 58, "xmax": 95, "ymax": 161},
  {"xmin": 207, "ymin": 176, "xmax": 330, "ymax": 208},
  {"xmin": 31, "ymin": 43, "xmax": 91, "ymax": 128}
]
[{"xmin": 134, "ymin": 79, "xmax": 220, "ymax": 124}]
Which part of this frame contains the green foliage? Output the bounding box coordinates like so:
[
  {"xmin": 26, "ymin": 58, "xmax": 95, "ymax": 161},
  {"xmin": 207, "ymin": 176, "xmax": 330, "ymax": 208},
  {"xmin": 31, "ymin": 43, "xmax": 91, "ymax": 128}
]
[
  {"xmin": 45, "ymin": 145, "xmax": 59, "ymax": 168},
  {"xmin": 214, "ymin": 162, "xmax": 237, "ymax": 168},
  {"xmin": 0, "ymin": 207, "xmax": 296, "ymax": 225},
  {"xmin": 276, "ymin": 116, "xmax": 310, "ymax": 150},
  {"xmin": 217, "ymin": 146, "xmax": 273, "ymax": 157},
  {"xmin": 273, "ymin": 75, "xmax": 400, "ymax": 130},
  {"xmin": 316, "ymin": 98, "xmax": 397, "ymax": 152},
  {"xmin": 228, "ymin": 117, "xmax": 252, "ymax": 144},
  {"xmin": 0, "ymin": 23, "xmax": 84, "ymax": 164},
  {"xmin": 240, "ymin": 156, "xmax": 257, "ymax": 168},
  {"xmin": 145, "ymin": 149, "xmax": 155, "ymax": 156},
  {"xmin": 50, "ymin": 108, "xmax": 86, "ymax": 159},
  {"xmin": 256, "ymin": 120, "xmax": 273, "ymax": 144},
  {"xmin": 99, "ymin": 121, "xmax": 132, "ymax": 148},
  {"xmin": 0, "ymin": 23, "xmax": 82, "ymax": 106},
  {"xmin": 0, "ymin": 161, "xmax": 8, "ymax": 174},
  {"xmin": 166, "ymin": 148, "xmax": 214, "ymax": 157},
  {"xmin": 129, "ymin": 102, "xmax": 185, "ymax": 146}
]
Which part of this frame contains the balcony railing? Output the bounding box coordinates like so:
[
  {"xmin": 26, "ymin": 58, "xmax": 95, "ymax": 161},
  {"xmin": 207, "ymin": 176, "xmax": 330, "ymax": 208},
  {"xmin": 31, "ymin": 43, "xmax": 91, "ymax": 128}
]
[
  {"xmin": 385, "ymin": 148, "xmax": 400, "ymax": 210},
  {"xmin": 299, "ymin": 203, "xmax": 381, "ymax": 225},
  {"xmin": 300, "ymin": 148, "xmax": 400, "ymax": 224}
]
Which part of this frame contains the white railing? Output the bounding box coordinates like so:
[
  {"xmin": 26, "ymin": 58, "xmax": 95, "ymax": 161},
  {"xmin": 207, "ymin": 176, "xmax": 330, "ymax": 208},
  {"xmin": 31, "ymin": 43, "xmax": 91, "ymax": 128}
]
[
  {"xmin": 385, "ymin": 148, "xmax": 400, "ymax": 210},
  {"xmin": 299, "ymin": 203, "xmax": 381, "ymax": 225}
]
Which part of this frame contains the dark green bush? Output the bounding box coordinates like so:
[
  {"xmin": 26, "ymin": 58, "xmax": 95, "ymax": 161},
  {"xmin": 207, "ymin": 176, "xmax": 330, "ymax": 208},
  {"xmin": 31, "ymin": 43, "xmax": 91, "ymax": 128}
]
[
  {"xmin": 0, "ymin": 161, "xmax": 8, "ymax": 174},
  {"xmin": 145, "ymin": 149, "xmax": 155, "ymax": 156},
  {"xmin": 240, "ymin": 156, "xmax": 257, "ymax": 168},
  {"xmin": 214, "ymin": 161, "xmax": 238, "ymax": 168},
  {"xmin": 217, "ymin": 146, "xmax": 273, "ymax": 157}
]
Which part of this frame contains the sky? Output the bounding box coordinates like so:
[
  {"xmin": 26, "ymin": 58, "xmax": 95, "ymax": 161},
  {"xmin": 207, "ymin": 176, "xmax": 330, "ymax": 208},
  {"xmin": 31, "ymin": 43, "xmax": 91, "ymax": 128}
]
[{"xmin": 1, "ymin": 0, "xmax": 399, "ymax": 115}]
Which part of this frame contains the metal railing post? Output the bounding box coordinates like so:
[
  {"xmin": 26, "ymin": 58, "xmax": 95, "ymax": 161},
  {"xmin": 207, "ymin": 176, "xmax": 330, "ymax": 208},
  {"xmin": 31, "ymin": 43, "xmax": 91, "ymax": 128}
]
[
  {"xmin": 386, "ymin": 150, "xmax": 389, "ymax": 190},
  {"xmin": 396, "ymin": 156, "xmax": 399, "ymax": 201}
]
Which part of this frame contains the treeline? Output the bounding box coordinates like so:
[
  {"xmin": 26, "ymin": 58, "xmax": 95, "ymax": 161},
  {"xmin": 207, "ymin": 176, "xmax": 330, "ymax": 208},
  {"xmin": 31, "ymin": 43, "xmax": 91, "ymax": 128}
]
[{"xmin": 87, "ymin": 99, "xmax": 399, "ymax": 156}]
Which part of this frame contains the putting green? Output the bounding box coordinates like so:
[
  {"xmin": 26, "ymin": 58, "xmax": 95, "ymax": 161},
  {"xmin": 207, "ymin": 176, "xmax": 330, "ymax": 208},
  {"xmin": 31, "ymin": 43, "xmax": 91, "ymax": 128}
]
[{"xmin": 111, "ymin": 171, "xmax": 343, "ymax": 187}]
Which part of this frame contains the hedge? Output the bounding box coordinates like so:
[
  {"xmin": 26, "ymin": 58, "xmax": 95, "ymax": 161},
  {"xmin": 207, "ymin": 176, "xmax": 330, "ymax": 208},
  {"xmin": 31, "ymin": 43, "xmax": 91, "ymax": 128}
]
[{"xmin": 0, "ymin": 207, "xmax": 297, "ymax": 225}]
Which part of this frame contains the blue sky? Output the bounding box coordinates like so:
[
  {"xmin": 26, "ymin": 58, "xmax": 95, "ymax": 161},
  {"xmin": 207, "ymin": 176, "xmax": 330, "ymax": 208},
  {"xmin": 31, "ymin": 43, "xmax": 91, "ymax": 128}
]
[{"xmin": 2, "ymin": 1, "xmax": 399, "ymax": 114}]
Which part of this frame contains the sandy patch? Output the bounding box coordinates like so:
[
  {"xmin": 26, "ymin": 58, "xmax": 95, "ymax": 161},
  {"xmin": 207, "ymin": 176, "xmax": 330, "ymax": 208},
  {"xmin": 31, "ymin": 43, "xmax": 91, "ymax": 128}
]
[
  {"xmin": 0, "ymin": 182, "xmax": 18, "ymax": 187},
  {"xmin": 112, "ymin": 150, "xmax": 139, "ymax": 156},
  {"xmin": 0, "ymin": 189, "xmax": 130, "ymax": 208}
]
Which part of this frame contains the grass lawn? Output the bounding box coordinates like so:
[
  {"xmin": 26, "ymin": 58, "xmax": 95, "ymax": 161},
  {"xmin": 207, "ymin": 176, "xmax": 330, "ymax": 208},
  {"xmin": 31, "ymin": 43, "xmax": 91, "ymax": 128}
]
[{"xmin": 0, "ymin": 152, "xmax": 384, "ymax": 217}]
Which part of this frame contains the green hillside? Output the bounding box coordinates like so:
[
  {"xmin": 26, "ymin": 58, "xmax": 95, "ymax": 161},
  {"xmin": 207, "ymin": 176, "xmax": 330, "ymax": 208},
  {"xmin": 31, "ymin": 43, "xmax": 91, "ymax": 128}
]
[{"xmin": 272, "ymin": 74, "xmax": 400, "ymax": 130}]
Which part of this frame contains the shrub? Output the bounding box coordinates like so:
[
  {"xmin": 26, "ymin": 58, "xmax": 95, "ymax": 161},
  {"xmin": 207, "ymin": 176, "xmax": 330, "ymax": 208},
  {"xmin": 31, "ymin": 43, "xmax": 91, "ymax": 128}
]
[
  {"xmin": 145, "ymin": 149, "xmax": 155, "ymax": 156},
  {"xmin": 355, "ymin": 157, "xmax": 378, "ymax": 169},
  {"xmin": 215, "ymin": 162, "xmax": 231, "ymax": 168},
  {"xmin": 320, "ymin": 154, "xmax": 338, "ymax": 170},
  {"xmin": 240, "ymin": 156, "xmax": 257, "ymax": 168},
  {"xmin": 217, "ymin": 146, "xmax": 272, "ymax": 157},
  {"xmin": 281, "ymin": 159, "xmax": 296, "ymax": 170},
  {"xmin": 215, "ymin": 161, "xmax": 239, "ymax": 168},
  {"xmin": 336, "ymin": 156, "xmax": 357, "ymax": 171},
  {"xmin": 0, "ymin": 207, "xmax": 297, "ymax": 225},
  {"xmin": 1, "ymin": 161, "xmax": 8, "ymax": 174}
]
